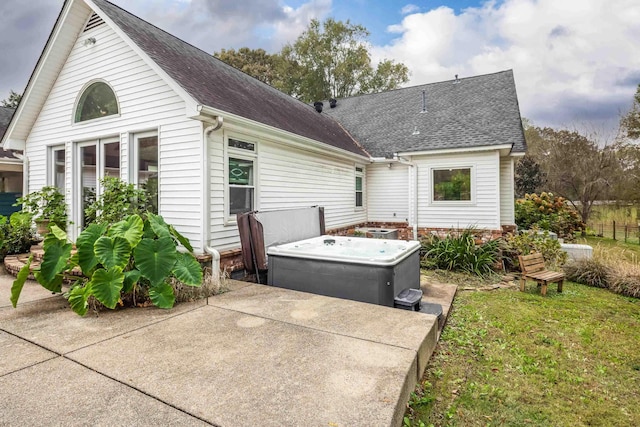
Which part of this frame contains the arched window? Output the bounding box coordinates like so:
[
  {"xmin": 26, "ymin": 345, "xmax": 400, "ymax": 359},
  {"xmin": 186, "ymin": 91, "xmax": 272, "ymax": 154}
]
[{"xmin": 74, "ymin": 81, "xmax": 119, "ymax": 123}]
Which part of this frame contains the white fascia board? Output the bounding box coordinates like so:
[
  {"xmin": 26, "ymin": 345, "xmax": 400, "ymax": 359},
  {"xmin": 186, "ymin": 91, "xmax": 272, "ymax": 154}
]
[
  {"xmin": 509, "ymin": 151, "xmax": 526, "ymax": 157},
  {"xmin": 196, "ymin": 105, "xmax": 370, "ymax": 163},
  {"xmin": 397, "ymin": 144, "xmax": 513, "ymax": 157},
  {"xmin": 85, "ymin": 0, "xmax": 200, "ymax": 117},
  {"xmin": 2, "ymin": 139, "xmax": 26, "ymax": 151}
]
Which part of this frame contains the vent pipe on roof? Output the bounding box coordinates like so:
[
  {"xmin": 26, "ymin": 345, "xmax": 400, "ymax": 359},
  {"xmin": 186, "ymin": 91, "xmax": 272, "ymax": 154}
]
[
  {"xmin": 453, "ymin": 74, "xmax": 460, "ymax": 84},
  {"xmin": 329, "ymin": 98, "xmax": 337, "ymax": 108},
  {"xmin": 314, "ymin": 101, "xmax": 324, "ymax": 113},
  {"xmin": 421, "ymin": 90, "xmax": 427, "ymax": 113}
]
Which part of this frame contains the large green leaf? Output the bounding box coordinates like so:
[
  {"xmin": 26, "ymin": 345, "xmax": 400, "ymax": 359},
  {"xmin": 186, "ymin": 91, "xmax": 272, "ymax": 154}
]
[
  {"xmin": 133, "ymin": 237, "xmax": 177, "ymax": 286},
  {"xmin": 148, "ymin": 281, "xmax": 175, "ymax": 309},
  {"xmin": 94, "ymin": 236, "xmax": 131, "ymax": 269},
  {"xmin": 38, "ymin": 238, "xmax": 72, "ymax": 287},
  {"xmin": 89, "ymin": 266, "xmax": 124, "ymax": 309},
  {"xmin": 42, "ymin": 231, "xmax": 63, "ymax": 251},
  {"xmin": 109, "ymin": 215, "xmax": 144, "ymax": 248},
  {"xmin": 122, "ymin": 269, "xmax": 142, "ymax": 294},
  {"xmin": 68, "ymin": 285, "xmax": 89, "ymax": 316},
  {"xmin": 34, "ymin": 271, "xmax": 63, "ymax": 293},
  {"xmin": 169, "ymin": 225, "xmax": 193, "ymax": 252},
  {"xmin": 10, "ymin": 256, "xmax": 32, "ymax": 308},
  {"xmin": 49, "ymin": 224, "xmax": 68, "ymax": 241},
  {"xmin": 172, "ymin": 252, "xmax": 202, "ymax": 286},
  {"xmin": 146, "ymin": 213, "xmax": 172, "ymax": 239},
  {"xmin": 76, "ymin": 224, "xmax": 108, "ymax": 274}
]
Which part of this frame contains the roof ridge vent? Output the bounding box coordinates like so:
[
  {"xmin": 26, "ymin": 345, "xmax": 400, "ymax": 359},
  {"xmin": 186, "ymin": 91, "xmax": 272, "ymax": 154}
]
[{"xmin": 84, "ymin": 12, "xmax": 105, "ymax": 32}]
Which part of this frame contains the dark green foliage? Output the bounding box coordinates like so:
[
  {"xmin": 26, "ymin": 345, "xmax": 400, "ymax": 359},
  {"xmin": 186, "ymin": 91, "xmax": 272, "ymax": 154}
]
[
  {"xmin": 514, "ymin": 156, "xmax": 546, "ymax": 198},
  {"xmin": 501, "ymin": 230, "xmax": 567, "ymax": 271},
  {"xmin": 515, "ymin": 192, "xmax": 584, "ymax": 241},
  {"xmin": 0, "ymin": 212, "xmax": 38, "ymax": 258},
  {"xmin": 420, "ymin": 229, "xmax": 499, "ymax": 276},
  {"xmin": 84, "ymin": 177, "xmax": 150, "ymax": 225},
  {"xmin": 10, "ymin": 214, "xmax": 202, "ymax": 315},
  {"xmin": 17, "ymin": 186, "xmax": 67, "ymax": 230},
  {"xmin": 2, "ymin": 90, "xmax": 22, "ymax": 108}
]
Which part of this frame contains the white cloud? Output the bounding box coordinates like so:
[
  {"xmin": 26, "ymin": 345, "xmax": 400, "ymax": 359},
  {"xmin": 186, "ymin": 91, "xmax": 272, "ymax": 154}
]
[
  {"xmin": 372, "ymin": 0, "xmax": 640, "ymax": 132},
  {"xmin": 400, "ymin": 4, "xmax": 420, "ymax": 15}
]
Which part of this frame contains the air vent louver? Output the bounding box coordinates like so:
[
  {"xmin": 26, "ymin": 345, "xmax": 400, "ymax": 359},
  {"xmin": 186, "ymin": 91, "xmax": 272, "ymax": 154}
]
[{"xmin": 83, "ymin": 13, "xmax": 105, "ymax": 32}]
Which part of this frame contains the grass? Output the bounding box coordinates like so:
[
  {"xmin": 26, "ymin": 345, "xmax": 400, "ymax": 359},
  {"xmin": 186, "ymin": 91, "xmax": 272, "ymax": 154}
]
[
  {"xmin": 407, "ymin": 273, "xmax": 640, "ymax": 426},
  {"xmin": 576, "ymin": 236, "xmax": 640, "ymax": 263}
]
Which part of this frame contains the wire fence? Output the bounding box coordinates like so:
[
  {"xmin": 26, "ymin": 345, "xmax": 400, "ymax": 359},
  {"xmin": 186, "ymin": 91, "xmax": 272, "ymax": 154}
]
[{"xmin": 587, "ymin": 221, "xmax": 640, "ymax": 244}]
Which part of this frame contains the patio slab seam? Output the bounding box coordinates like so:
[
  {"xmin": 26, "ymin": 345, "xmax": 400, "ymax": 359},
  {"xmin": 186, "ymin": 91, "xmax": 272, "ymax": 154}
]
[
  {"xmin": 206, "ymin": 298, "xmax": 436, "ymax": 357},
  {"xmin": 60, "ymin": 355, "xmax": 220, "ymax": 427}
]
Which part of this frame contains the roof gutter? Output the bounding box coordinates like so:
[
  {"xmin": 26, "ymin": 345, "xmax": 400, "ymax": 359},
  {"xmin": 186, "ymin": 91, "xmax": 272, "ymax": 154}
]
[{"xmin": 195, "ymin": 105, "xmax": 369, "ymax": 162}]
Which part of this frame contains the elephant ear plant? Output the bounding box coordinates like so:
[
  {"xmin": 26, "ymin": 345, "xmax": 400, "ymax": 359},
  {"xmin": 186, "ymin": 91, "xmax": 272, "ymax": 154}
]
[{"xmin": 10, "ymin": 213, "xmax": 203, "ymax": 316}]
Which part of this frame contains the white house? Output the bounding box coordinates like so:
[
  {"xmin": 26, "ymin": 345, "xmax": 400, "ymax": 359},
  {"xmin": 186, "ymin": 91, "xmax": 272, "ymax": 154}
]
[{"xmin": 1, "ymin": 0, "xmax": 526, "ymax": 272}]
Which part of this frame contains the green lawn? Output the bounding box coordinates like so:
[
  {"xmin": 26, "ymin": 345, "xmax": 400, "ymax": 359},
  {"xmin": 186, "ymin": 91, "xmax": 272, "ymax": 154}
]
[{"xmin": 406, "ymin": 275, "xmax": 640, "ymax": 426}]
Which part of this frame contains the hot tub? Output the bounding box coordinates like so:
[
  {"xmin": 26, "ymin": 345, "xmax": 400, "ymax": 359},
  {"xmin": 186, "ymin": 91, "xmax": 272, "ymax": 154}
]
[{"xmin": 267, "ymin": 235, "xmax": 421, "ymax": 307}]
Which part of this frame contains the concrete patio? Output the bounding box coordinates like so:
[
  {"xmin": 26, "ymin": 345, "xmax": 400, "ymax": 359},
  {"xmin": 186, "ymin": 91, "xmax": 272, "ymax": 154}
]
[{"xmin": 0, "ymin": 271, "xmax": 456, "ymax": 426}]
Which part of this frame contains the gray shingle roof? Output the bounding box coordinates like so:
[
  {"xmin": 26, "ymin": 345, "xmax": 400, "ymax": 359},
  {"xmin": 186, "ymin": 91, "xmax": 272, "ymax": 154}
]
[
  {"xmin": 323, "ymin": 70, "xmax": 527, "ymax": 158},
  {"xmin": 91, "ymin": 0, "xmax": 367, "ymax": 157},
  {"xmin": 0, "ymin": 107, "xmax": 19, "ymax": 160}
]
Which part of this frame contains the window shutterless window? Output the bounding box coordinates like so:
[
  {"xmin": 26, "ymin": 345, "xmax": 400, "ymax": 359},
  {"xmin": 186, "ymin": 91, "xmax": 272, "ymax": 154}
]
[
  {"xmin": 74, "ymin": 81, "xmax": 119, "ymax": 123},
  {"xmin": 133, "ymin": 132, "xmax": 158, "ymax": 214},
  {"xmin": 226, "ymin": 138, "xmax": 257, "ymax": 220},
  {"xmin": 432, "ymin": 167, "xmax": 472, "ymax": 202},
  {"xmin": 355, "ymin": 166, "xmax": 364, "ymax": 208},
  {"xmin": 49, "ymin": 146, "xmax": 65, "ymax": 192}
]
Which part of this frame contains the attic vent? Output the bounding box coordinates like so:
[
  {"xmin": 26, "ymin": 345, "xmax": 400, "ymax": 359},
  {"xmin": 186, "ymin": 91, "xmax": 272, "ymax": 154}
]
[{"xmin": 83, "ymin": 13, "xmax": 105, "ymax": 32}]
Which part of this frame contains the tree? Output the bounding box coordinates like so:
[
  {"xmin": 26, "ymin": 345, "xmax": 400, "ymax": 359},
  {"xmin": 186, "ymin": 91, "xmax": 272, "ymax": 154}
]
[
  {"xmin": 525, "ymin": 126, "xmax": 619, "ymax": 223},
  {"xmin": 514, "ymin": 156, "xmax": 546, "ymax": 197},
  {"xmin": 621, "ymin": 84, "xmax": 640, "ymax": 140},
  {"xmin": 283, "ymin": 18, "xmax": 409, "ymax": 102},
  {"xmin": 1, "ymin": 90, "xmax": 21, "ymax": 108},
  {"xmin": 213, "ymin": 19, "xmax": 409, "ymax": 103}
]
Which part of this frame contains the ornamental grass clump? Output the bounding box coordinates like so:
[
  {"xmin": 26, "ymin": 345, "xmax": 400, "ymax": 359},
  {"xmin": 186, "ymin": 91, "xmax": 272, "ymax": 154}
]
[
  {"xmin": 563, "ymin": 258, "xmax": 611, "ymax": 289},
  {"xmin": 421, "ymin": 228, "xmax": 499, "ymax": 276},
  {"xmin": 10, "ymin": 213, "xmax": 203, "ymax": 316}
]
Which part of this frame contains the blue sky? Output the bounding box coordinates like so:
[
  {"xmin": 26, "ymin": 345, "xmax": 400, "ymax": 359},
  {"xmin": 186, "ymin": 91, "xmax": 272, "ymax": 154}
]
[{"xmin": 1, "ymin": 0, "xmax": 639, "ymax": 137}]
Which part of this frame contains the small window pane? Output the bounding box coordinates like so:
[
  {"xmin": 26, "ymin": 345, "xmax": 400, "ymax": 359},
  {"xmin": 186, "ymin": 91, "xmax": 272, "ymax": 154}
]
[
  {"xmin": 356, "ymin": 192, "xmax": 363, "ymax": 207},
  {"xmin": 355, "ymin": 176, "xmax": 363, "ymax": 191},
  {"xmin": 81, "ymin": 145, "xmax": 97, "ymax": 227},
  {"xmin": 229, "ymin": 139, "xmax": 255, "ymax": 151},
  {"xmin": 433, "ymin": 168, "xmax": 471, "ymax": 201},
  {"xmin": 230, "ymin": 187, "xmax": 254, "ymax": 214},
  {"xmin": 229, "ymin": 158, "xmax": 253, "ymax": 185},
  {"xmin": 53, "ymin": 148, "xmax": 65, "ymax": 192},
  {"xmin": 138, "ymin": 136, "xmax": 158, "ymax": 213},
  {"xmin": 104, "ymin": 142, "xmax": 120, "ymax": 178},
  {"xmin": 75, "ymin": 82, "xmax": 118, "ymax": 122}
]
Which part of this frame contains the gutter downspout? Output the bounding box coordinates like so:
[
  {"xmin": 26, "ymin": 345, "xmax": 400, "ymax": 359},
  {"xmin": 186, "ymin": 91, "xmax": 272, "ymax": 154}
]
[
  {"xmin": 202, "ymin": 115, "xmax": 223, "ymax": 280},
  {"xmin": 394, "ymin": 153, "xmax": 418, "ymax": 240}
]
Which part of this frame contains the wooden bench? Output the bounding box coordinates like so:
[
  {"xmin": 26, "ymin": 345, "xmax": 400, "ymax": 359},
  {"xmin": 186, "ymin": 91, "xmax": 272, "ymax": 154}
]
[{"xmin": 518, "ymin": 253, "xmax": 565, "ymax": 296}]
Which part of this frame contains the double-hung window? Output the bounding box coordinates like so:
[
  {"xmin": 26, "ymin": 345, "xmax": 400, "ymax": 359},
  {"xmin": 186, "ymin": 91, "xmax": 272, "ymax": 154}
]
[{"xmin": 227, "ymin": 138, "xmax": 257, "ymax": 220}]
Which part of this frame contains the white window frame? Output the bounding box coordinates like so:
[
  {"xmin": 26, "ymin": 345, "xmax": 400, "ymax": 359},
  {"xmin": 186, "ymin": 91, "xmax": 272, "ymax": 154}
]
[
  {"xmin": 430, "ymin": 165, "xmax": 476, "ymax": 205},
  {"xmin": 48, "ymin": 145, "xmax": 66, "ymax": 191},
  {"xmin": 72, "ymin": 79, "xmax": 121, "ymax": 126},
  {"xmin": 224, "ymin": 136, "xmax": 258, "ymax": 224},
  {"xmin": 131, "ymin": 130, "xmax": 159, "ymax": 211},
  {"xmin": 355, "ymin": 166, "xmax": 364, "ymax": 210},
  {"xmin": 73, "ymin": 136, "xmax": 120, "ymax": 232}
]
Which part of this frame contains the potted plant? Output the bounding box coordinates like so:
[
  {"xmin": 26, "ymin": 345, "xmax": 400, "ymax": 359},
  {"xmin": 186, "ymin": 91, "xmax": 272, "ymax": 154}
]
[{"xmin": 16, "ymin": 186, "xmax": 68, "ymax": 235}]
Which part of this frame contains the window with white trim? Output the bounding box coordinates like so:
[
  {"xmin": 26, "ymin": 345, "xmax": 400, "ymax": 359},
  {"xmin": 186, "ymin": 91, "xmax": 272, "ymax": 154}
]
[
  {"xmin": 432, "ymin": 167, "xmax": 472, "ymax": 202},
  {"xmin": 355, "ymin": 166, "xmax": 364, "ymax": 208},
  {"xmin": 227, "ymin": 138, "xmax": 256, "ymax": 219},
  {"xmin": 74, "ymin": 81, "xmax": 119, "ymax": 123},
  {"xmin": 49, "ymin": 145, "xmax": 66, "ymax": 192},
  {"xmin": 133, "ymin": 132, "xmax": 158, "ymax": 214}
]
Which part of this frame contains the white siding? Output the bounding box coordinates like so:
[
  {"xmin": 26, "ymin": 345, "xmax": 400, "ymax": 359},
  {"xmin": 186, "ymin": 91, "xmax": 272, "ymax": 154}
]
[
  {"xmin": 414, "ymin": 150, "xmax": 501, "ymax": 229},
  {"xmin": 500, "ymin": 156, "xmax": 515, "ymax": 225},
  {"xmin": 208, "ymin": 125, "xmax": 367, "ymax": 250},
  {"xmin": 24, "ymin": 19, "xmax": 203, "ymax": 249},
  {"xmin": 366, "ymin": 163, "xmax": 410, "ymax": 222}
]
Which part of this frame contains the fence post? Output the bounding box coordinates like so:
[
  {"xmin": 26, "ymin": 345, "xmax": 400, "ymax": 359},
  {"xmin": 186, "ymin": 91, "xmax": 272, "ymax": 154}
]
[
  {"xmin": 625, "ymin": 224, "xmax": 628, "ymax": 243},
  {"xmin": 613, "ymin": 220, "xmax": 616, "ymax": 240}
]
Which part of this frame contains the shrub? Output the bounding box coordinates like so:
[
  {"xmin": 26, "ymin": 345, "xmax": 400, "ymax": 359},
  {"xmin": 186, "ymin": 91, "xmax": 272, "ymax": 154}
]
[
  {"xmin": 10, "ymin": 213, "xmax": 203, "ymax": 316},
  {"xmin": 0, "ymin": 212, "xmax": 38, "ymax": 258},
  {"xmin": 501, "ymin": 229, "xmax": 567, "ymax": 271},
  {"xmin": 84, "ymin": 177, "xmax": 152, "ymax": 225},
  {"xmin": 608, "ymin": 265, "xmax": 640, "ymax": 298},
  {"xmin": 16, "ymin": 186, "xmax": 67, "ymax": 230},
  {"xmin": 421, "ymin": 228, "xmax": 500, "ymax": 276},
  {"xmin": 563, "ymin": 258, "xmax": 611, "ymax": 288},
  {"xmin": 515, "ymin": 192, "xmax": 584, "ymax": 241}
]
